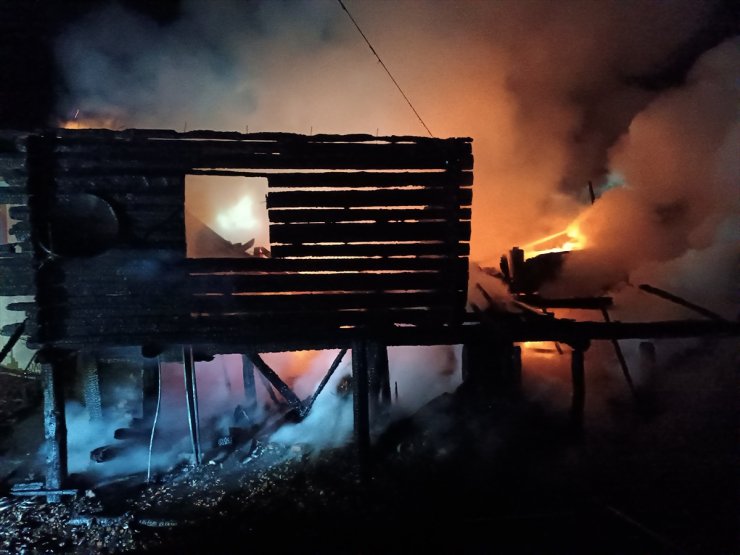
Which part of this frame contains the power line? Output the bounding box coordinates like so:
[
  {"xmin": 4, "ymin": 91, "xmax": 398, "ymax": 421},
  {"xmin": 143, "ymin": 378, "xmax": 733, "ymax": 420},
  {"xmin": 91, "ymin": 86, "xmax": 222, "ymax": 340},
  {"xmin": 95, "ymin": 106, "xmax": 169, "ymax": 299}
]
[{"xmin": 337, "ymin": 0, "xmax": 434, "ymax": 137}]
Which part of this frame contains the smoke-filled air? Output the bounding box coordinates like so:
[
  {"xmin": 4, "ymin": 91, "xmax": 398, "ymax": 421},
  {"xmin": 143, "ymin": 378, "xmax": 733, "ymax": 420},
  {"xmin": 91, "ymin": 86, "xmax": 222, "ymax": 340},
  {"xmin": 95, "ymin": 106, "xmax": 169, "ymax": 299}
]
[{"xmin": 52, "ymin": 0, "xmax": 738, "ymax": 461}]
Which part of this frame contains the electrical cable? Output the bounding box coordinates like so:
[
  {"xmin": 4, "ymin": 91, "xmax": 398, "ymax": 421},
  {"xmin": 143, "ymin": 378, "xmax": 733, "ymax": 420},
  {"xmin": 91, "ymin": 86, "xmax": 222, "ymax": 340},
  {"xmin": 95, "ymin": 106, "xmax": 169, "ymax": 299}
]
[
  {"xmin": 337, "ymin": 0, "xmax": 434, "ymax": 137},
  {"xmin": 146, "ymin": 356, "xmax": 162, "ymax": 483}
]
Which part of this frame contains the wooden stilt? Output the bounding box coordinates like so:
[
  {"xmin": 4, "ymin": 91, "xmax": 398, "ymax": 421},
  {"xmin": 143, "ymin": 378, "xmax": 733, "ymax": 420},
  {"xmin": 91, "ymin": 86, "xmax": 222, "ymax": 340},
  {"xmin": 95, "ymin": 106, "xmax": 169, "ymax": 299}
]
[
  {"xmin": 570, "ymin": 348, "xmax": 586, "ymax": 428},
  {"xmin": 241, "ymin": 354, "xmax": 258, "ymax": 422},
  {"xmin": 41, "ymin": 355, "xmax": 68, "ymax": 503},
  {"xmin": 462, "ymin": 336, "xmax": 520, "ymax": 396},
  {"xmin": 352, "ymin": 339, "xmax": 370, "ymax": 481},
  {"xmin": 366, "ymin": 340, "xmax": 390, "ymax": 416},
  {"xmin": 182, "ymin": 346, "xmax": 202, "ymax": 465},
  {"xmin": 141, "ymin": 356, "xmax": 159, "ymax": 423},
  {"xmin": 79, "ymin": 351, "xmax": 102, "ymax": 422}
]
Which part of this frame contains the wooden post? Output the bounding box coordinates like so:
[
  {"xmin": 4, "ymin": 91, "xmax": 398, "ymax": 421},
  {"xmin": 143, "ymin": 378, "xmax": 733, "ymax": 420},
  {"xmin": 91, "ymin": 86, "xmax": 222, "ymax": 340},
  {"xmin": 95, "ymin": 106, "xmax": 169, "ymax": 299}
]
[
  {"xmin": 367, "ymin": 340, "xmax": 390, "ymax": 416},
  {"xmin": 570, "ymin": 348, "xmax": 586, "ymax": 428},
  {"xmin": 141, "ymin": 356, "xmax": 160, "ymax": 423},
  {"xmin": 352, "ymin": 339, "xmax": 370, "ymax": 481},
  {"xmin": 41, "ymin": 355, "xmax": 67, "ymax": 503},
  {"xmin": 182, "ymin": 346, "xmax": 202, "ymax": 465},
  {"xmin": 79, "ymin": 351, "xmax": 102, "ymax": 422},
  {"xmin": 462, "ymin": 336, "xmax": 520, "ymax": 396},
  {"xmin": 241, "ymin": 354, "xmax": 257, "ymax": 422},
  {"xmin": 248, "ymin": 352, "xmax": 305, "ymax": 414}
]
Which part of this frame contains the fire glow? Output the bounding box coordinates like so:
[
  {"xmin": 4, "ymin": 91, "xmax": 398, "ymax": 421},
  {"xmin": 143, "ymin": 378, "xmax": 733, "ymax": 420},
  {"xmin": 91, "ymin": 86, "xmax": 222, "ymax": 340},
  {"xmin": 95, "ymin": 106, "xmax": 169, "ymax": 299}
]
[{"xmin": 523, "ymin": 223, "xmax": 586, "ymax": 260}]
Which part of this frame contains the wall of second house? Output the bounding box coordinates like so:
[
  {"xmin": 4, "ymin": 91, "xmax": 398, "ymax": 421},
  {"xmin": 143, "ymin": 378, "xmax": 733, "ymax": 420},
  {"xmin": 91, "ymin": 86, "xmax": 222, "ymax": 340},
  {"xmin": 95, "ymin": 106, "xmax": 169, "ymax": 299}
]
[{"xmin": 0, "ymin": 202, "xmax": 36, "ymax": 372}]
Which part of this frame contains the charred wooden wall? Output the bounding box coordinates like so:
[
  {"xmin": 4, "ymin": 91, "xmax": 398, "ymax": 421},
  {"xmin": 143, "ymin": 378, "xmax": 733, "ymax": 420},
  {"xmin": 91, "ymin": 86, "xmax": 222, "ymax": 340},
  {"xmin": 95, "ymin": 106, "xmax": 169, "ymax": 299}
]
[{"xmin": 0, "ymin": 129, "xmax": 473, "ymax": 350}]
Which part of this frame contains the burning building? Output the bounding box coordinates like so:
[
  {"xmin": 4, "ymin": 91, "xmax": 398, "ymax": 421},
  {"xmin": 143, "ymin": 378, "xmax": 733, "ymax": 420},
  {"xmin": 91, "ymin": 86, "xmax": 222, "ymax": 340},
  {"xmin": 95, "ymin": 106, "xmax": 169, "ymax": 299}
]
[{"xmin": 0, "ymin": 0, "xmax": 739, "ymax": 552}]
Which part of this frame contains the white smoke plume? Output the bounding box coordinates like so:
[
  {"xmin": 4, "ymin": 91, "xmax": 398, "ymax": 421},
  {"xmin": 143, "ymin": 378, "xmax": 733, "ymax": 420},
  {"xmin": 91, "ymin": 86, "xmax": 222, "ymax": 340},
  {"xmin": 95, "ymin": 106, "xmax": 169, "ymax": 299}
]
[{"xmin": 544, "ymin": 38, "xmax": 739, "ymax": 316}]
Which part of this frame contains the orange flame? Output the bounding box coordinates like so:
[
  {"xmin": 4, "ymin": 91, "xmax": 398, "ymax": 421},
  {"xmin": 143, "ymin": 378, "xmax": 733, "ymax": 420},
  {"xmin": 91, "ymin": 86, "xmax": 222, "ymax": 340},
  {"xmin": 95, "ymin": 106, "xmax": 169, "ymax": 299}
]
[
  {"xmin": 60, "ymin": 109, "xmax": 122, "ymax": 130},
  {"xmin": 523, "ymin": 222, "xmax": 586, "ymax": 259}
]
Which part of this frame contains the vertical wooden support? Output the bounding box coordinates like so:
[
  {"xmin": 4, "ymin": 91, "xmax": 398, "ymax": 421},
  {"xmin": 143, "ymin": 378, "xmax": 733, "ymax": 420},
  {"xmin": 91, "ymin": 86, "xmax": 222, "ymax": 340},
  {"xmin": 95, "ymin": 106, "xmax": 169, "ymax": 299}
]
[
  {"xmin": 182, "ymin": 346, "xmax": 202, "ymax": 465},
  {"xmin": 508, "ymin": 247, "xmax": 526, "ymax": 293},
  {"xmin": 352, "ymin": 339, "xmax": 370, "ymax": 481},
  {"xmin": 79, "ymin": 351, "xmax": 102, "ymax": 422},
  {"xmin": 241, "ymin": 354, "xmax": 258, "ymax": 422},
  {"xmin": 41, "ymin": 357, "xmax": 67, "ymax": 503},
  {"xmin": 141, "ymin": 356, "xmax": 160, "ymax": 423},
  {"xmin": 510, "ymin": 345, "xmax": 522, "ymax": 392},
  {"xmin": 462, "ymin": 336, "xmax": 520, "ymax": 396},
  {"xmin": 367, "ymin": 340, "xmax": 390, "ymax": 416},
  {"xmin": 570, "ymin": 348, "xmax": 586, "ymax": 427}
]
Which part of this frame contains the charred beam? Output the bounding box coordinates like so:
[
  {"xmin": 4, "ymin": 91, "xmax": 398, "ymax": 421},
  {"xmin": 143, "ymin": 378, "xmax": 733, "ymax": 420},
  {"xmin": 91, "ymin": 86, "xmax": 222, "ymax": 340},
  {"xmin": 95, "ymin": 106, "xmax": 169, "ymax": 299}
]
[
  {"xmin": 601, "ymin": 308, "xmax": 637, "ymax": 397},
  {"xmin": 0, "ymin": 319, "xmax": 25, "ymax": 366},
  {"xmin": 570, "ymin": 348, "xmax": 586, "ymax": 428},
  {"xmin": 638, "ymin": 283, "xmax": 727, "ymax": 322},
  {"xmin": 40, "ymin": 353, "xmax": 67, "ymax": 503},
  {"xmin": 305, "ymin": 348, "xmax": 348, "ymax": 414},
  {"xmin": 248, "ymin": 352, "xmax": 305, "ymax": 415},
  {"xmin": 241, "ymin": 354, "xmax": 258, "ymax": 423},
  {"xmin": 182, "ymin": 346, "xmax": 202, "ymax": 465},
  {"xmin": 515, "ymin": 294, "xmax": 613, "ymax": 310},
  {"xmin": 352, "ymin": 339, "xmax": 371, "ymax": 481}
]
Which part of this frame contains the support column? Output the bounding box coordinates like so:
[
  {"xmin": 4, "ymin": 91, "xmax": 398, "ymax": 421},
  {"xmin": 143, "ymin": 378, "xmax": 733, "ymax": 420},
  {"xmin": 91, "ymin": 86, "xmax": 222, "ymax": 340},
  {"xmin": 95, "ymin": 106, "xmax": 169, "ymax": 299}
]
[
  {"xmin": 352, "ymin": 339, "xmax": 370, "ymax": 482},
  {"xmin": 367, "ymin": 340, "xmax": 390, "ymax": 416},
  {"xmin": 570, "ymin": 348, "xmax": 586, "ymax": 428},
  {"xmin": 79, "ymin": 350, "xmax": 102, "ymax": 422},
  {"xmin": 462, "ymin": 336, "xmax": 520, "ymax": 397},
  {"xmin": 182, "ymin": 346, "xmax": 202, "ymax": 465},
  {"xmin": 141, "ymin": 356, "xmax": 159, "ymax": 423},
  {"xmin": 41, "ymin": 353, "xmax": 67, "ymax": 503},
  {"xmin": 241, "ymin": 354, "xmax": 257, "ymax": 422}
]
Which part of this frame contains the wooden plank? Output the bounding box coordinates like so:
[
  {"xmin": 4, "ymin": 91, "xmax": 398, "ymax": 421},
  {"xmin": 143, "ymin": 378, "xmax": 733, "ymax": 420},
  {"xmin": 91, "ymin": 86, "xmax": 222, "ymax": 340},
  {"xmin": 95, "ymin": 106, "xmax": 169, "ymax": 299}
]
[
  {"xmin": 55, "ymin": 128, "xmax": 472, "ymax": 144},
  {"xmin": 60, "ymin": 270, "xmax": 466, "ymax": 295},
  {"xmin": 267, "ymin": 188, "xmax": 472, "ymax": 208},
  {"xmin": 184, "ymin": 271, "xmax": 466, "ymax": 294},
  {"xmin": 55, "ymin": 310, "xmax": 459, "ymax": 340},
  {"xmin": 8, "ymin": 220, "xmax": 30, "ymax": 238},
  {"xmin": 0, "ymin": 187, "xmax": 28, "ymax": 204},
  {"xmin": 268, "ymin": 207, "xmax": 471, "ymax": 223},
  {"xmin": 8, "ymin": 205, "xmax": 29, "ymax": 219},
  {"xmin": 0, "ymin": 152, "xmax": 25, "ymax": 171},
  {"xmin": 269, "ymin": 221, "xmax": 471, "ymax": 244},
  {"xmin": 56, "ymin": 175, "xmax": 180, "ymax": 193},
  {"xmin": 55, "ymin": 248, "xmax": 466, "ymax": 275},
  {"xmin": 55, "ymin": 140, "xmax": 472, "ymax": 172},
  {"xmin": 185, "ymin": 256, "xmax": 467, "ymax": 273},
  {"xmin": 47, "ymin": 290, "xmax": 463, "ymax": 314},
  {"xmin": 266, "ymin": 171, "xmax": 473, "ymax": 188},
  {"xmin": 0, "ymin": 255, "xmax": 35, "ymax": 295},
  {"xmin": 271, "ymin": 241, "xmax": 469, "ymax": 258}
]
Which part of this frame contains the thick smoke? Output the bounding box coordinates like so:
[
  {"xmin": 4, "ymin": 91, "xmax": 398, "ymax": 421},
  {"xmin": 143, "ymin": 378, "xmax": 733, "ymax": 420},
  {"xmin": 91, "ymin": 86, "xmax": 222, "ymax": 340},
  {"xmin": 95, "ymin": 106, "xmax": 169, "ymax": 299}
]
[
  {"xmin": 543, "ymin": 38, "xmax": 739, "ymax": 318},
  {"xmin": 55, "ymin": 0, "xmax": 729, "ymax": 260},
  {"xmin": 53, "ymin": 1, "xmax": 737, "ymax": 464}
]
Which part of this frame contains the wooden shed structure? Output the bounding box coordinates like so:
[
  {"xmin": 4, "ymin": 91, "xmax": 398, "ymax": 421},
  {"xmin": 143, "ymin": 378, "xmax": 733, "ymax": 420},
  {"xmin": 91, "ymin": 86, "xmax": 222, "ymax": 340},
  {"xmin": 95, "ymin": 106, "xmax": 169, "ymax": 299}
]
[
  {"xmin": 1, "ymin": 128, "xmax": 473, "ymax": 351},
  {"xmin": 0, "ymin": 128, "xmax": 473, "ymax": 495}
]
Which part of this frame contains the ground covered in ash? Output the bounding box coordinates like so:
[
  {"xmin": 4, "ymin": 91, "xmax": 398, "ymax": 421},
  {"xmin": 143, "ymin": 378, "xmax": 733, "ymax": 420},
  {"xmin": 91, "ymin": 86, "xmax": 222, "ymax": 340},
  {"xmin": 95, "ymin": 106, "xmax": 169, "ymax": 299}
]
[{"xmin": 0, "ymin": 339, "xmax": 737, "ymax": 554}]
